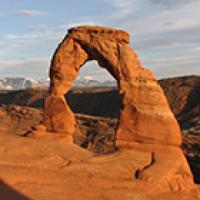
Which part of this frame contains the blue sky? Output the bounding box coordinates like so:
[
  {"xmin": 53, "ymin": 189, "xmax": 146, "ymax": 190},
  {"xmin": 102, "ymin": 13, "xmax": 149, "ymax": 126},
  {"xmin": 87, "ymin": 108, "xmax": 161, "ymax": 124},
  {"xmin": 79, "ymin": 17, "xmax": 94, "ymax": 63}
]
[{"xmin": 0, "ymin": 0, "xmax": 200, "ymax": 81}]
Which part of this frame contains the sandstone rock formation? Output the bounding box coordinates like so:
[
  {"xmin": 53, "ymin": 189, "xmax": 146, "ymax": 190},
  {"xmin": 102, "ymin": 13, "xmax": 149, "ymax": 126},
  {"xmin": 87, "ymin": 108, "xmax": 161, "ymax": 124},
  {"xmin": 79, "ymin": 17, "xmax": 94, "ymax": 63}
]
[
  {"xmin": 43, "ymin": 26, "xmax": 182, "ymax": 148},
  {"xmin": 39, "ymin": 26, "xmax": 198, "ymax": 191}
]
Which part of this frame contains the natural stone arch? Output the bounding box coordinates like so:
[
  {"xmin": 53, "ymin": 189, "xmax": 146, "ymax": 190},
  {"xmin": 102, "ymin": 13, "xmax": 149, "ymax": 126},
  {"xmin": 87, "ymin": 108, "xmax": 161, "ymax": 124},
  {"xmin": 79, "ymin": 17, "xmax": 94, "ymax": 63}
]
[{"xmin": 43, "ymin": 26, "xmax": 182, "ymax": 148}]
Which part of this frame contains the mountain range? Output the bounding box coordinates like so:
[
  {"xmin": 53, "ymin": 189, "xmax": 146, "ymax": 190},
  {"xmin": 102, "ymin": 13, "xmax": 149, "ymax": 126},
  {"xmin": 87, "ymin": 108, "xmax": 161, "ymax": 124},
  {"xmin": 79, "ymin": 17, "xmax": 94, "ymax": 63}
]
[
  {"xmin": 0, "ymin": 77, "xmax": 117, "ymax": 90},
  {"xmin": 0, "ymin": 77, "xmax": 46, "ymax": 90}
]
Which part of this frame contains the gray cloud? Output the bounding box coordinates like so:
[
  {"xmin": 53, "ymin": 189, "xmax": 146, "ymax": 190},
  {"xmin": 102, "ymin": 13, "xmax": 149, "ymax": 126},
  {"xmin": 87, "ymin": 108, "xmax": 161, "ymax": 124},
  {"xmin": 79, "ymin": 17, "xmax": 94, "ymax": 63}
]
[
  {"xmin": 16, "ymin": 9, "xmax": 46, "ymax": 17},
  {"xmin": 104, "ymin": 0, "xmax": 142, "ymax": 19},
  {"xmin": 135, "ymin": 26, "xmax": 200, "ymax": 51},
  {"xmin": 78, "ymin": 61, "xmax": 115, "ymax": 81},
  {"xmin": 134, "ymin": 26, "xmax": 200, "ymax": 78},
  {"xmin": 150, "ymin": 0, "xmax": 198, "ymax": 9},
  {"xmin": 28, "ymin": 24, "xmax": 48, "ymax": 31},
  {"xmin": 0, "ymin": 57, "xmax": 50, "ymax": 79}
]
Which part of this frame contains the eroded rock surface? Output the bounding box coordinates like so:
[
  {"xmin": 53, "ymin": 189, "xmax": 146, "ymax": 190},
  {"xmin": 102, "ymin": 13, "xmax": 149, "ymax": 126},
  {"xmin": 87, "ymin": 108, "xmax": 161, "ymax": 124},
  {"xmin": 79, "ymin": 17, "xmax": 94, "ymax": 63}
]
[
  {"xmin": 29, "ymin": 26, "xmax": 197, "ymax": 192},
  {"xmin": 43, "ymin": 26, "xmax": 181, "ymax": 147},
  {"xmin": 0, "ymin": 133, "xmax": 199, "ymax": 200}
]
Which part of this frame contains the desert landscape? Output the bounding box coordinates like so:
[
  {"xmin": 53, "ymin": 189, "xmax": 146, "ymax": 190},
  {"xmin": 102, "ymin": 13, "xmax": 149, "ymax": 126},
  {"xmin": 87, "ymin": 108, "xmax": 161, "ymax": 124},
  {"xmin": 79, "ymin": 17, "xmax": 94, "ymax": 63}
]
[
  {"xmin": 0, "ymin": 75, "xmax": 200, "ymax": 199},
  {"xmin": 0, "ymin": 26, "xmax": 200, "ymax": 200}
]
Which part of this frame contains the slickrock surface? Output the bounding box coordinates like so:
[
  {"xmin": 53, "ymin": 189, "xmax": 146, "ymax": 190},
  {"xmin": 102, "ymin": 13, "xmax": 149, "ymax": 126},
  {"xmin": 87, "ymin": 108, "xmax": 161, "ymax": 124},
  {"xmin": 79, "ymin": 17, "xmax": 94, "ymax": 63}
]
[{"xmin": 0, "ymin": 133, "xmax": 199, "ymax": 200}]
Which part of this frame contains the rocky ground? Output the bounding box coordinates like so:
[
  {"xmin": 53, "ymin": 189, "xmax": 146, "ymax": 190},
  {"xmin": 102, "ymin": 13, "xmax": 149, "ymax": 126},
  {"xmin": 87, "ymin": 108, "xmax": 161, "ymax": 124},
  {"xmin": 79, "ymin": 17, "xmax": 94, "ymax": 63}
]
[
  {"xmin": 0, "ymin": 75, "xmax": 199, "ymax": 199},
  {"xmin": 1, "ymin": 132, "xmax": 199, "ymax": 200}
]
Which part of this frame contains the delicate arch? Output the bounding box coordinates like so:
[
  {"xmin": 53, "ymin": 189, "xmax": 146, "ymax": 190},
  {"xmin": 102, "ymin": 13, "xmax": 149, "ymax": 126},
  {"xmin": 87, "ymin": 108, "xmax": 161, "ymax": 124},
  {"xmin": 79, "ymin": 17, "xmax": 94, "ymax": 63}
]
[{"xmin": 43, "ymin": 26, "xmax": 182, "ymax": 148}]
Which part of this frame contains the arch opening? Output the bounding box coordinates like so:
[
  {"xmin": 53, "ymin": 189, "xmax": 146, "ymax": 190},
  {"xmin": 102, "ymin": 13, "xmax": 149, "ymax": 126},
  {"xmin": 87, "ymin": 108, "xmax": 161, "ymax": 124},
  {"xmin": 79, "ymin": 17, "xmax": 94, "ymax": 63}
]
[
  {"xmin": 65, "ymin": 60, "xmax": 120, "ymax": 153},
  {"xmin": 75, "ymin": 60, "xmax": 116, "ymax": 85},
  {"xmin": 67, "ymin": 60, "xmax": 119, "ymax": 118}
]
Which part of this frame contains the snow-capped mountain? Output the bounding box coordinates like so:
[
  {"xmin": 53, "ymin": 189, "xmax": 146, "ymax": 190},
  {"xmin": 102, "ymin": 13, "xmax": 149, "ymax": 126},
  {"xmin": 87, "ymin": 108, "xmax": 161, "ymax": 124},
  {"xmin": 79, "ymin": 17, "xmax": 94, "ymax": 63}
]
[
  {"xmin": 0, "ymin": 77, "xmax": 46, "ymax": 90},
  {"xmin": 73, "ymin": 79, "xmax": 99, "ymax": 88},
  {"xmin": 100, "ymin": 80, "xmax": 117, "ymax": 87},
  {"xmin": 72, "ymin": 77, "xmax": 117, "ymax": 89},
  {"xmin": 0, "ymin": 77, "xmax": 117, "ymax": 90}
]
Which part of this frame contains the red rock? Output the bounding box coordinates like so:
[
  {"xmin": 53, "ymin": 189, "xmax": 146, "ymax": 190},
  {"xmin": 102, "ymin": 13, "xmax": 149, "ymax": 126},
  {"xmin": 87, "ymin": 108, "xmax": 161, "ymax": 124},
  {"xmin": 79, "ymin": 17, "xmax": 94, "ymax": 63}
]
[
  {"xmin": 43, "ymin": 26, "xmax": 182, "ymax": 147},
  {"xmin": 41, "ymin": 26, "xmax": 196, "ymax": 190}
]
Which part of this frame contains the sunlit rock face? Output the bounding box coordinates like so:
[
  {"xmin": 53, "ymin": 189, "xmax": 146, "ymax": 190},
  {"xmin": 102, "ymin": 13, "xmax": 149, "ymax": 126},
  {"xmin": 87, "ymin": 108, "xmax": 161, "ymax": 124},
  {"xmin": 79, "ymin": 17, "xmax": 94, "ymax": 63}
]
[
  {"xmin": 40, "ymin": 26, "xmax": 197, "ymax": 191},
  {"xmin": 43, "ymin": 26, "xmax": 182, "ymax": 148}
]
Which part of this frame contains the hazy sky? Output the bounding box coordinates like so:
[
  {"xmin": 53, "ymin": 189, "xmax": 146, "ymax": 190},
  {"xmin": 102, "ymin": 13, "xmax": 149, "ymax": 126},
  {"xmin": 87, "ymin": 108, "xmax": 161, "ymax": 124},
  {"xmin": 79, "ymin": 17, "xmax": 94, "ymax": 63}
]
[{"xmin": 0, "ymin": 0, "xmax": 200, "ymax": 80}]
